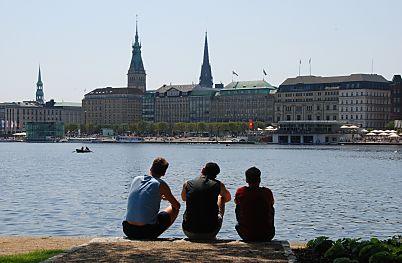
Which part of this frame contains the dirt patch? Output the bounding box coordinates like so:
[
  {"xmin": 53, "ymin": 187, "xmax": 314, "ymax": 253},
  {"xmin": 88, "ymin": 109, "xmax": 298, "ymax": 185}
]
[{"xmin": 0, "ymin": 236, "xmax": 92, "ymax": 255}]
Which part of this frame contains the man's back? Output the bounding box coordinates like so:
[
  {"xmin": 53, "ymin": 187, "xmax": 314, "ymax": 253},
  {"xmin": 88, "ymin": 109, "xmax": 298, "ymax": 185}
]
[
  {"xmin": 126, "ymin": 175, "xmax": 162, "ymax": 224},
  {"xmin": 183, "ymin": 176, "xmax": 221, "ymax": 233},
  {"xmin": 235, "ymin": 186, "xmax": 275, "ymax": 241}
]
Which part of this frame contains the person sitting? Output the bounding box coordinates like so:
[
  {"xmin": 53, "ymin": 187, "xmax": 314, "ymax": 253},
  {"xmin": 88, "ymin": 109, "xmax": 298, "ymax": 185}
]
[
  {"xmin": 81, "ymin": 146, "xmax": 84, "ymax": 150},
  {"xmin": 122, "ymin": 157, "xmax": 180, "ymax": 239},
  {"xmin": 234, "ymin": 166, "xmax": 275, "ymax": 242},
  {"xmin": 181, "ymin": 162, "xmax": 231, "ymax": 240},
  {"xmin": 85, "ymin": 146, "xmax": 90, "ymax": 151}
]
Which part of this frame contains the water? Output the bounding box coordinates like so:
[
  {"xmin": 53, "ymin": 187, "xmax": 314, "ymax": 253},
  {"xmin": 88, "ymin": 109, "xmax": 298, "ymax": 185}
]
[{"xmin": 0, "ymin": 143, "xmax": 401, "ymax": 242}]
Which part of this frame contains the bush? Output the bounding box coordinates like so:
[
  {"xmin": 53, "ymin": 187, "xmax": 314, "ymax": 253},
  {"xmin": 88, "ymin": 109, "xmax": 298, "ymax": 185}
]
[
  {"xmin": 324, "ymin": 241, "xmax": 348, "ymax": 260},
  {"xmin": 368, "ymin": 251, "xmax": 396, "ymax": 263},
  {"xmin": 306, "ymin": 236, "xmax": 334, "ymax": 255},
  {"xmin": 333, "ymin": 257, "xmax": 358, "ymax": 263}
]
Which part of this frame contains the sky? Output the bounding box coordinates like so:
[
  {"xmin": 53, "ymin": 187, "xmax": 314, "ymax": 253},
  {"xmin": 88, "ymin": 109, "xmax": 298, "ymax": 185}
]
[{"xmin": 1, "ymin": 0, "xmax": 402, "ymax": 103}]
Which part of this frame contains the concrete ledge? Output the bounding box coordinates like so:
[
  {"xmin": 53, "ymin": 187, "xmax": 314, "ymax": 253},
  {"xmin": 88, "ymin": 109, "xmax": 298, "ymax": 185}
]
[{"xmin": 45, "ymin": 237, "xmax": 294, "ymax": 262}]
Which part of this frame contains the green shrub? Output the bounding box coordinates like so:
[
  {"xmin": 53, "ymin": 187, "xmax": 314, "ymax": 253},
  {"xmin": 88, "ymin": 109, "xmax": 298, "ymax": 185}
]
[
  {"xmin": 306, "ymin": 236, "xmax": 334, "ymax": 256},
  {"xmin": 358, "ymin": 244, "xmax": 386, "ymax": 263},
  {"xmin": 368, "ymin": 251, "xmax": 396, "ymax": 263},
  {"xmin": 324, "ymin": 241, "xmax": 348, "ymax": 260},
  {"xmin": 333, "ymin": 257, "xmax": 358, "ymax": 263}
]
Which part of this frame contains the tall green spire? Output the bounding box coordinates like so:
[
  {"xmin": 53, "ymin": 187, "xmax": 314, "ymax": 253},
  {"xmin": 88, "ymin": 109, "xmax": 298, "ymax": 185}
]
[
  {"xmin": 36, "ymin": 65, "xmax": 44, "ymax": 104},
  {"xmin": 128, "ymin": 18, "xmax": 145, "ymax": 74},
  {"xmin": 127, "ymin": 16, "xmax": 146, "ymax": 92},
  {"xmin": 199, "ymin": 32, "xmax": 213, "ymax": 88}
]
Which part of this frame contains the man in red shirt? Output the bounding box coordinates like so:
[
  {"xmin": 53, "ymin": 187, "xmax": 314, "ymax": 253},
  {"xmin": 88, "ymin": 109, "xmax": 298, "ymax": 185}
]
[{"xmin": 234, "ymin": 167, "xmax": 275, "ymax": 241}]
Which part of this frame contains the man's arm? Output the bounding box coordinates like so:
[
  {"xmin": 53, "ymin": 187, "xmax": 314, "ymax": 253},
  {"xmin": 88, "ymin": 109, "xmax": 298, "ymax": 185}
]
[
  {"xmin": 160, "ymin": 182, "xmax": 181, "ymax": 210},
  {"xmin": 181, "ymin": 182, "xmax": 187, "ymax": 201},
  {"xmin": 220, "ymin": 183, "xmax": 231, "ymax": 203}
]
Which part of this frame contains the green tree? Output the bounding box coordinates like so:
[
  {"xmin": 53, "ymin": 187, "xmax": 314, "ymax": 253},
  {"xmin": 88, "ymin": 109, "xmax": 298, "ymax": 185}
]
[{"xmin": 385, "ymin": 121, "xmax": 395, "ymax": 130}]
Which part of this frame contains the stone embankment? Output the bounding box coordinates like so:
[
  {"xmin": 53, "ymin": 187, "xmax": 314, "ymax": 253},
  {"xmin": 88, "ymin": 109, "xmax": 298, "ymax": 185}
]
[{"xmin": 0, "ymin": 236, "xmax": 297, "ymax": 262}]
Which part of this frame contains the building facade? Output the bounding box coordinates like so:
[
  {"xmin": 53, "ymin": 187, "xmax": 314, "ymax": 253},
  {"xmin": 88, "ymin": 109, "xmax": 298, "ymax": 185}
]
[
  {"xmin": 142, "ymin": 91, "xmax": 155, "ymax": 122},
  {"xmin": 2, "ymin": 100, "xmax": 81, "ymax": 134},
  {"xmin": 211, "ymin": 80, "xmax": 276, "ymax": 122},
  {"xmin": 390, "ymin": 75, "xmax": 402, "ymax": 121},
  {"xmin": 82, "ymin": 87, "xmax": 143, "ymax": 125},
  {"xmin": 275, "ymin": 74, "xmax": 391, "ymax": 128},
  {"xmin": 154, "ymin": 84, "xmax": 196, "ymax": 123}
]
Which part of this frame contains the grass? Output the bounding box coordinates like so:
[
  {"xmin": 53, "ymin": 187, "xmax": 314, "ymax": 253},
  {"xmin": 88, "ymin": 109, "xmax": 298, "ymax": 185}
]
[{"xmin": 0, "ymin": 249, "xmax": 64, "ymax": 263}]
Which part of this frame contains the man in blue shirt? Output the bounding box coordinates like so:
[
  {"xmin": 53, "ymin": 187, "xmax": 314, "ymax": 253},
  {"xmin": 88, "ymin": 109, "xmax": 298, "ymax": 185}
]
[{"xmin": 123, "ymin": 157, "xmax": 180, "ymax": 239}]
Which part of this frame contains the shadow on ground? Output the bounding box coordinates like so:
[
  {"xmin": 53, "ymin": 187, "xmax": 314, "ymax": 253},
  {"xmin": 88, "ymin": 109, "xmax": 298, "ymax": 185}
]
[{"xmin": 45, "ymin": 238, "xmax": 290, "ymax": 263}]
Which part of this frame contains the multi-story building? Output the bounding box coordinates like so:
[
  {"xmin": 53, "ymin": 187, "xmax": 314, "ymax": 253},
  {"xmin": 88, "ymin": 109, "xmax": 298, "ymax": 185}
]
[
  {"xmin": 210, "ymin": 80, "xmax": 276, "ymax": 122},
  {"xmin": 2, "ymin": 100, "xmax": 81, "ymax": 134},
  {"xmin": 82, "ymin": 87, "xmax": 142, "ymax": 125},
  {"xmin": 189, "ymin": 86, "xmax": 219, "ymax": 122},
  {"xmin": 390, "ymin": 75, "xmax": 402, "ymax": 121},
  {"xmin": 154, "ymin": 84, "xmax": 196, "ymax": 123},
  {"xmin": 275, "ymin": 74, "xmax": 391, "ymax": 128},
  {"xmin": 142, "ymin": 91, "xmax": 155, "ymax": 122},
  {"xmin": 82, "ymin": 21, "xmax": 146, "ymax": 126}
]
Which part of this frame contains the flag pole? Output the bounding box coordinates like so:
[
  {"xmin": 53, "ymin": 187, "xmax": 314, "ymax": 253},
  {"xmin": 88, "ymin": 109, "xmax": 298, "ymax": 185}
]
[
  {"xmin": 299, "ymin": 59, "xmax": 301, "ymax": 76},
  {"xmin": 309, "ymin": 58, "xmax": 311, "ymax": 76}
]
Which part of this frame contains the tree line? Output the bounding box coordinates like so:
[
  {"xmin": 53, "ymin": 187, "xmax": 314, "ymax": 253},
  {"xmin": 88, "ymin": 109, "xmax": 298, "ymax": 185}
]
[{"xmin": 65, "ymin": 121, "xmax": 272, "ymax": 137}]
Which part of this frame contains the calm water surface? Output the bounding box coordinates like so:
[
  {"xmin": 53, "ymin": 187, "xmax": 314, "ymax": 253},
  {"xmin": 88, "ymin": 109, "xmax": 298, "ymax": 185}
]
[{"xmin": 0, "ymin": 143, "xmax": 401, "ymax": 242}]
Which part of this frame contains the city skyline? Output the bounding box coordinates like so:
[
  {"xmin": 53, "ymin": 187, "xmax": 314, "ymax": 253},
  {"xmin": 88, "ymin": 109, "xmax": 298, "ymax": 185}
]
[{"xmin": 1, "ymin": 0, "xmax": 402, "ymax": 103}]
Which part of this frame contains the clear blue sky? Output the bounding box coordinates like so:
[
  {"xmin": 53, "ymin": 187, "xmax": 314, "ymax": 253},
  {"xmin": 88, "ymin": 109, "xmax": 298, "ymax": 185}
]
[{"xmin": 1, "ymin": 0, "xmax": 401, "ymax": 103}]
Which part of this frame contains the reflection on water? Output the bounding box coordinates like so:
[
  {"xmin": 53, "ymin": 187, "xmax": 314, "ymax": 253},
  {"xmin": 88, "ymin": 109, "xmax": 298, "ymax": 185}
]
[{"xmin": 0, "ymin": 143, "xmax": 401, "ymax": 241}]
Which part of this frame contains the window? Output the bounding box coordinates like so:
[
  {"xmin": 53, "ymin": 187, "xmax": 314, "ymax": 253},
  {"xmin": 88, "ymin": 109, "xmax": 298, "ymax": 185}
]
[{"xmin": 286, "ymin": 115, "xmax": 291, "ymax": 121}]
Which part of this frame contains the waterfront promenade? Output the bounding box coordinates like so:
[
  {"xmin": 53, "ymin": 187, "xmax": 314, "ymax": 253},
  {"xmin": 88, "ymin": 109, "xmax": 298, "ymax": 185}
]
[{"xmin": 0, "ymin": 236, "xmax": 295, "ymax": 262}]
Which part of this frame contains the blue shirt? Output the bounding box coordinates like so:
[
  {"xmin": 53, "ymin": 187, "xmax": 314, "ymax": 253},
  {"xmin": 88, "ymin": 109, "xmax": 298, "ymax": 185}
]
[{"xmin": 125, "ymin": 175, "xmax": 163, "ymax": 224}]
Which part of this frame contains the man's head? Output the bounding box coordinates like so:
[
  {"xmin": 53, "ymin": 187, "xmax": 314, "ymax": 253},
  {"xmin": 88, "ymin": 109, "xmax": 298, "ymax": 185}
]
[
  {"xmin": 201, "ymin": 162, "xmax": 220, "ymax": 179},
  {"xmin": 245, "ymin": 166, "xmax": 261, "ymax": 186},
  {"xmin": 150, "ymin": 157, "xmax": 169, "ymax": 178}
]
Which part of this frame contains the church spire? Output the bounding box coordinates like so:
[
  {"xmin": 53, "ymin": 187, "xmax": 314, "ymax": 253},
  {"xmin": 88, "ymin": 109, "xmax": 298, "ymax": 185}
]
[
  {"xmin": 199, "ymin": 32, "xmax": 213, "ymax": 88},
  {"xmin": 36, "ymin": 65, "xmax": 44, "ymax": 104},
  {"xmin": 127, "ymin": 16, "xmax": 146, "ymax": 92}
]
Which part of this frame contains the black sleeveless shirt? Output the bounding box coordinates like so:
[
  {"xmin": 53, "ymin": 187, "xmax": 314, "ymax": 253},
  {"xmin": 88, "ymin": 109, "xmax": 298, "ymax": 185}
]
[{"xmin": 182, "ymin": 175, "xmax": 221, "ymax": 233}]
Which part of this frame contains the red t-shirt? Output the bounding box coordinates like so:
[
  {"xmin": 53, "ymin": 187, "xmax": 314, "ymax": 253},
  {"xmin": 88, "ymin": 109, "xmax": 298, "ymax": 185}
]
[{"xmin": 235, "ymin": 186, "xmax": 274, "ymax": 240}]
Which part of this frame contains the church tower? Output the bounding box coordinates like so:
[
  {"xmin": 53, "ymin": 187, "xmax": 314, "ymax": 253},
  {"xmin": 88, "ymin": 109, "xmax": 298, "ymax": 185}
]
[
  {"xmin": 36, "ymin": 66, "xmax": 44, "ymax": 104},
  {"xmin": 199, "ymin": 32, "xmax": 213, "ymax": 88},
  {"xmin": 127, "ymin": 19, "xmax": 146, "ymax": 92}
]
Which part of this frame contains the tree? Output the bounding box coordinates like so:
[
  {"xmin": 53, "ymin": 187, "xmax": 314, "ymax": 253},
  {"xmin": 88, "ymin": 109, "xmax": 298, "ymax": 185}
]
[{"xmin": 385, "ymin": 121, "xmax": 395, "ymax": 130}]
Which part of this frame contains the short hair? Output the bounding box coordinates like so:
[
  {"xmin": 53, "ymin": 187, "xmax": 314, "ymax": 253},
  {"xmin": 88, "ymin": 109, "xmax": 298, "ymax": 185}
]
[
  {"xmin": 245, "ymin": 167, "xmax": 261, "ymax": 185},
  {"xmin": 150, "ymin": 157, "xmax": 169, "ymax": 177},
  {"xmin": 202, "ymin": 162, "xmax": 220, "ymax": 179}
]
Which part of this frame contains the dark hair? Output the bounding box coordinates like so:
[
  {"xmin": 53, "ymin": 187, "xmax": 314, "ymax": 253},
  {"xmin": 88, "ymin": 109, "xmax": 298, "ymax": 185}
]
[
  {"xmin": 202, "ymin": 162, "xmax": 220, "ymax": 179},
  {"xmin": 150, "ymin": 157, "xmax": 169, "ymax": 177},
  {"xmin": 245, "ymin": 166, "xmax": 261, "ymax": 185}
]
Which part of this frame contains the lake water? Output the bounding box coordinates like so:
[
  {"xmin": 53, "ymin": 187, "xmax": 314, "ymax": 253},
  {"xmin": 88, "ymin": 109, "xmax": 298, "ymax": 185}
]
[{"xmin": 0, "ymin": 142, "xmax": 401, "ymax": 242}]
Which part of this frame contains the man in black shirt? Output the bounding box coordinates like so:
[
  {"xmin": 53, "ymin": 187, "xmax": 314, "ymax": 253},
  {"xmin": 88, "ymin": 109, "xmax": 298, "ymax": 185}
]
[{"xmin": 181, "ymin": 162, "xmax": 231, "ymax": 240}]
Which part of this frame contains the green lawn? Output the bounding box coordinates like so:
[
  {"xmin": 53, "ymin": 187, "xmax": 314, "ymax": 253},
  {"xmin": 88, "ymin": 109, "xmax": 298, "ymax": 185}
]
[{"xmin": 0, "ymin": 249, "xmax": 64, "ymax": 263}]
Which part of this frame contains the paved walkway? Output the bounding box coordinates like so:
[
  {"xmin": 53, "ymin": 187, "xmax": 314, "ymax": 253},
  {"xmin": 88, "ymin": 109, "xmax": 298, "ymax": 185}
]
[{"xmin": 44, "ymin": 237, "xmax": 296, "ymax": 263}]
